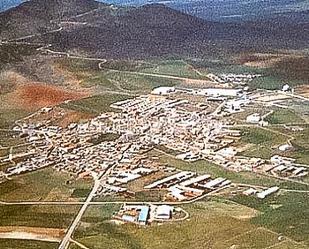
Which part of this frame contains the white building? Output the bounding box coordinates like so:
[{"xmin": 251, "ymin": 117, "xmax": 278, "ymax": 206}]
[
  {"xmin": 257, "ymin": 186, "xmax": 279, "ymax": 199},
  {"xmin": 282, "ymin": 84, "xmax": 290, "ymax": 92},
  {"xmin": 246, "ymin": 113, "xmax": 261, "ymax": 123},
  {"xmin": 151, "ymin": 87, "xmax": 175, "ymax": 95},
  {"xmin": 155, "ymin": 205, "xmax": 173, "ymax": 220}
]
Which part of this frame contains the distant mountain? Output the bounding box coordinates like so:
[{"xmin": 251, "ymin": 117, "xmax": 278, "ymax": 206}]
[
  {"xmin": 2, "ymin": 0, "xmax": 309, "ymax": 22},
  {"xmin": 0, "ymin": 0, "xmax": 308, "ymax": 59}
]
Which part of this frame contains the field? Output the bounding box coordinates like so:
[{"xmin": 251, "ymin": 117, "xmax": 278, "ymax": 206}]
[
  {"xmin": 0, "ymin": 204, "xmax": 80, "ymax": 230},
  {"xmin": 265, "ymin": 109, "xmax": 305, "ymax": 125},
  {"xmin": 69, "ymin": 199, "xmax": 307, "ymax": 249},
  {"xmin": 230, "ymin": 191, "xmax": 309, "ymax": 246},
  {"xmin": 0, "ymin": 168, "xmax": 92, "ymax": 202},
  {"xmin": 0, "ymin": 239, "xmax": 58, "ymax": 249},
  {"xmin": 60, "ymin": 94, "xmax": 133, "ymax": 115},
  {"xmin": 138, "ymin": 60, "xmax": 207, "ymax": 79},
  {"xmin": 237, "ymin": 127, "xmax": 288, "ymax": 159}
]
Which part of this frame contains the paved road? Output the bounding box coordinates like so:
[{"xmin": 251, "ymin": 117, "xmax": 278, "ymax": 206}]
[{"xmin": 57, "ymin": 179, "xmax": 101, "ymax": 249}]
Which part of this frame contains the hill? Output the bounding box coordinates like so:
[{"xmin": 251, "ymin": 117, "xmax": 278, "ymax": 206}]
[{"xmin": 0, "ymin": 0, "xmax": 308, "ymax": 59}]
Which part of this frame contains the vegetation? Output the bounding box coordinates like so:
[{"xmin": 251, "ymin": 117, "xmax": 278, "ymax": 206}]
[
  {"xmin": 238, "ymin": 127, "xmax": 287, "ymax": 159},
  {"xmin": 229, "ymin": 192, "xmax": 309, "ymax": 245},
  {"xmin": 0, "ymin": 205, "xmax": 80, "ymax": 228},
  {"xmin": 89, "ymin": 133, "xmax": 120, "ymax": 145},
  {"xmin": 0, "ymin": 168, "xmax": 92, "ymax": 202},
  {"xmin": 70, "ymin": 200, "xmax": 305, "ymax": 249},
  {"xmin": 0, "ymin": 239, "xmax": 58, "ymax": 249},
  {"xmin": 139, "ymin": 60, "xmax": 206, "ymax": 79},
  {"xmin": 104, "ymin": 71, "xmax": 180, "ymax": 92},
  {"xmin": 60, "ymin": 94, "xmax": 133, "ymax": 114},
  {"xmin": 266, "ymin": 109, "xmax": 304, "ymax": 124}
]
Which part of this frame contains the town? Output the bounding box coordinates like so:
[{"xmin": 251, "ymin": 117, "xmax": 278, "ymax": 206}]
[{"xmin": 1, "ymin": 79, "xmax": 308, "ymax": 228}]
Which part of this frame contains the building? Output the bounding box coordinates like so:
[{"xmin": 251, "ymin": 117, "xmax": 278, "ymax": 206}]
[
  {"xmin": 155, "ymin": 205, "xmax": 173, "ymax": 220},
  {"xmin": 246, "ymin": 113, "xmax": 261, "ymax": 123},
  {"xmin": 282, "ymin": 84, "xmax": 290, "ymax": 92},
  {"xmin": 138, "ymin": 206, "xmax": 150, "ymax": 225},
  {"xmin": 151, "ymin": 87, "xmax": 175, "ymax": 95},
  {"xmin": 257, "ymin": 186, "xmax": 279, "ymax": 199},
  {"xmin": 197, "ymin": 88, "xmax": 242, "ymax": 97}
]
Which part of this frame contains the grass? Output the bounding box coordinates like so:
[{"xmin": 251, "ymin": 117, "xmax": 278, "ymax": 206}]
[
  {"xmin": 104, "ymin": 71, "xmax": 180, "ymax": 92},
  {"xmin": 139, "ymin": 60, "xmax": 206, "ymax": 79},
  {"xmin": 238, "ymin": 127, "xmax": 287, "ymax": 159},
  {"xmin": 60, "ymin": 94, "xmax": 133, "ymax": 115},
  {"xmin": 266, "ymin": 109, "xmax": 304, "ymax": 124},
  {"xmin": 70, "ymin": 200, "xmax": 296, "ymax": 249},
  {"xmin": 0, "ymin": 168, "xmax": 93, "ymax": 202},
  {"xmin": 0, "ymin": 205, "xmax": 80, "ymax": 229},
  {"xmin": 229, "ymin": 192, "xmax": 309, "ymax": 245},
  {"xmin": 0, "ymin": 108, "xmax": 30, "ymax": 129},
  {"xmin": 0, "ymin": 239, "xmax": 58, "ymax": 249},
  {"xmin": 89, "ymin": 133, "xmax": 120, "ymax": 145}
]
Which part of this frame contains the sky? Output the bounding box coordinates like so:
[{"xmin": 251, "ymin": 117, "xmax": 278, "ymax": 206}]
[{"xmin": 0, "ymin": 0, "xmax": 308, "ymax": 22}]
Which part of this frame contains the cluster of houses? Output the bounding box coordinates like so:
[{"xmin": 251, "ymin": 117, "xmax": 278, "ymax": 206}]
[{"xmin": 0, "ymin": 85, "xmax": 307, "ymax": 207}]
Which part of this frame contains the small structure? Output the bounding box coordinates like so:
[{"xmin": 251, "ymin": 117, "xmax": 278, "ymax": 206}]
[{"xmin": 282, "ymin": 84, "xmax": 290, "ymax": 92}]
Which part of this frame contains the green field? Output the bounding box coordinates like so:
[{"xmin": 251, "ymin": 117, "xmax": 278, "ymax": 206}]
[
  {"xmin": 104, "ymin": 71, "xmax": 180, "ymax": 92},
  {"xmin": 0, "ymin": 239, "xmax": 58, "ymax": 249},
  {"xmin": 69, "ymin": 200, "xmax": 305, "ymax": 249},
  {"xmin": 229, "ymin": 192, "xmax": 309, "ymax": 246},
  {"xmin": 0, "ymin": 204, "xmax": 80, "ymax": 228},
  {"xmin": 139, "ymin": 60, "xmax": 207, "ymax": 79},
  {"xmin": 0, "ymin": 168, "xmax": 92, "ymax": 202},
  {"xmin": 238, "ymin": 127, "xmax": 288, "ymax": 159},
  {"xmin": 266, "ymin": 109, "xmax": 304, "ymax": 125},
  {"xmin": 60, "ymin": 94, "xmax": 133, "ymax": 115}
]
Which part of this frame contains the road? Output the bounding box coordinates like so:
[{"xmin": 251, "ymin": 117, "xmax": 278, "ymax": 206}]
[{"xmin": 57, "ymin": 179, "xmax": 101, "ymax": 249}]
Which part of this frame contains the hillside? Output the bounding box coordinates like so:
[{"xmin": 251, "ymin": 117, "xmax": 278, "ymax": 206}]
[
  {"xmin": 0, "ymin": 0, "xmax": 107, "ymax": 40},
  {"xmin": 0, "ymin": 0, "xmax": 308, "ymax": 59}
]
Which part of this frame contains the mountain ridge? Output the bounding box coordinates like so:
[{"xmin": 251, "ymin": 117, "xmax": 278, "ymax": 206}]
[{"xmin": 0, "ymin": 0, "xmax": 308, "ymax": 59}]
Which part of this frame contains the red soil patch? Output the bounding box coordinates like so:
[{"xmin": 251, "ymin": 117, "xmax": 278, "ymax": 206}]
[
  {"xmin": 9, "ymin": 83, "xmax": 89, "ymax": 111},
  {"xmin": 295, "ymin": 85, "xmax": 309, "ymax": 98}
]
